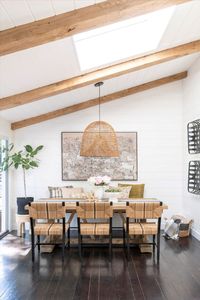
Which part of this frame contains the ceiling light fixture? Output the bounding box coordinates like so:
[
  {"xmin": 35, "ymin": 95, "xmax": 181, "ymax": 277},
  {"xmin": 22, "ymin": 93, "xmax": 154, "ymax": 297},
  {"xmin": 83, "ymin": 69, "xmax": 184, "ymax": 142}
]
[{"xmin": 80, "ymin": 82, "xmax": 119, "ymax": 157}]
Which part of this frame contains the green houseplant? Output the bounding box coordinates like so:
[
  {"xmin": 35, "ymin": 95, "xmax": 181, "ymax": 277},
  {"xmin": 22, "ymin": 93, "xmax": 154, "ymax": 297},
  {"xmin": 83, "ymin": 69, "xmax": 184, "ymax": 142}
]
[{"xmin": 0, "ymin": 143, "xmax": 43, "ymax": 214}]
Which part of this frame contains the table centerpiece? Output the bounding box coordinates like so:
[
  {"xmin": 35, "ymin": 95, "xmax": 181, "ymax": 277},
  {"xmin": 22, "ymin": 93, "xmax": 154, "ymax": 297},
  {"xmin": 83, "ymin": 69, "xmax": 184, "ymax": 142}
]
[{"xmin": 88, "ymin": 175, "xmax": 111, "ymax": 199}]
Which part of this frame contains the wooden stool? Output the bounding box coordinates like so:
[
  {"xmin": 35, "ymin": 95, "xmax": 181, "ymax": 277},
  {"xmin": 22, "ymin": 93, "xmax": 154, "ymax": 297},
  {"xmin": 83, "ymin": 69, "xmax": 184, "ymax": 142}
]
[{"xmin": 16, "ymin": 214, "xmax": 30, "ymax": 236}]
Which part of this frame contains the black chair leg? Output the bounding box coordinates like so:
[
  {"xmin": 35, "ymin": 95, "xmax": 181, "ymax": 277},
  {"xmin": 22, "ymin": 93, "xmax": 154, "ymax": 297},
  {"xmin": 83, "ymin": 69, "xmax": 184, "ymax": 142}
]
[
  {"xmin": 153, "ymin": 235, "xmax": 155, "ymax": 254},
  {"xmin": 31, "ymin": 234, "xmax": 35, "ymax": 262},
  {"xmin": 37, "ymin": 236, "xmax": 40, "ymax": 252},
  {"xmin": 68, "ymin": 228, "xmax": 70, "ymax": 248},
  {"xmin": 123, "ymin": 228, "xmax": 126, "ymax": 248},
  {"xmin": 109, "ymin": 234, "xmax": 112, "ymax": 261},
  {"xmin": 62, "ymin": 233, "xmax": 65, "ymax": 262},
  {"xmin": 157, "ymin": 233, "xmax": 160, "ymax": 263},
  {"xmin": 78, "ymin": 234, "xmax": 82, "ymax": 260},
  {"xmin": 126, "ymin": 233, "xmax": 130, "ymax": 260}
]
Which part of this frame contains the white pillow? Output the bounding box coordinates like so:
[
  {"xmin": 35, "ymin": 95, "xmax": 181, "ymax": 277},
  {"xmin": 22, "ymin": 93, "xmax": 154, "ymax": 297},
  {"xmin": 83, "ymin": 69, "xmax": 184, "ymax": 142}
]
[
  {"xmin": 119, "ymin": 186, "xmax": 131, "ymax": 199},
  {"xmin": 61, "ymin": 187, "xmax": 84, "ymax": 198}
]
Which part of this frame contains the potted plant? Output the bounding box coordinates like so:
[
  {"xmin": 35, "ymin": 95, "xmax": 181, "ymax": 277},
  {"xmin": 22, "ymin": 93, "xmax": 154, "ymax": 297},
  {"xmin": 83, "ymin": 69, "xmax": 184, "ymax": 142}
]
[
  {"xmin": 0, "ymin": 143, "xmax": 43, "ymax": 214},
  {"xmin": 104, "ymin": 187, "xmax": 122, "ymax": 202}
]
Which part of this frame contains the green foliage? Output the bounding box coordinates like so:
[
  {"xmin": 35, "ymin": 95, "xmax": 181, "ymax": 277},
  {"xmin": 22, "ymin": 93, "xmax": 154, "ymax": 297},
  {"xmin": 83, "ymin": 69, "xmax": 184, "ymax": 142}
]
[
  {"xmin": 105, "ymin": 187, "xmax": 121, "ymax": 193},
  {"xmin": 0, "ymin": 143, "xmax": 43, "ymax": 172}
]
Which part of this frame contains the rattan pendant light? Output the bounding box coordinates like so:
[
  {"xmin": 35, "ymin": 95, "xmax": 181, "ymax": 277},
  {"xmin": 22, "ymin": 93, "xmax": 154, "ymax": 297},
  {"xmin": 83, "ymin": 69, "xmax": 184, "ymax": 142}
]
[{"xmin": 80, "ymin": 82, "xmax": 119, "ymax": 157}]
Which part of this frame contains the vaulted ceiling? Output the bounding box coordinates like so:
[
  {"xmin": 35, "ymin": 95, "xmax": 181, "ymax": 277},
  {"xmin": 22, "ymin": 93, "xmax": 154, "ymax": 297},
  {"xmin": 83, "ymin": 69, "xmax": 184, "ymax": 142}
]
[{"xmin": 0, "ymin": 0, "xmax": 200, "ymax": 129}]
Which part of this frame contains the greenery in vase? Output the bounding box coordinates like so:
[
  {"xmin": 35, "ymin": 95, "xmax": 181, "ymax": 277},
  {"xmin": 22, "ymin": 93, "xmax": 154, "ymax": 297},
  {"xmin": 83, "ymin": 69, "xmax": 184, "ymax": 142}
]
[
  {"xmin": 0, "ymin": 143, "xmax": 43, "ymax": 198},
  {"xmin": 105, "ymin": 187, "xmax": 121, "ymax": 193}
]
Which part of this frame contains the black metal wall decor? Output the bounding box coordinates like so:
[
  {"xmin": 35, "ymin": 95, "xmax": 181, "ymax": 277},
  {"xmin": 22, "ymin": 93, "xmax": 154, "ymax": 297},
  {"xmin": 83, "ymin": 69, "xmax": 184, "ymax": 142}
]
[
  {"xmin": 187, "ymin": 119, "xmax": 200, "ymax": 154},
  {"xmin": 188, "ymin": 161, "xmax": 200, "ymax": 195}
]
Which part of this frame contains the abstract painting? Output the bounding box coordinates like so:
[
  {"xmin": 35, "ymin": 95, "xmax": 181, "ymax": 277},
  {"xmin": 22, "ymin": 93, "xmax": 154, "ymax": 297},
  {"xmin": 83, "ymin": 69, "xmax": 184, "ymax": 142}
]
[{"xmin": 61, "ymin": 132, "xmax": 137, "ymax": 181}]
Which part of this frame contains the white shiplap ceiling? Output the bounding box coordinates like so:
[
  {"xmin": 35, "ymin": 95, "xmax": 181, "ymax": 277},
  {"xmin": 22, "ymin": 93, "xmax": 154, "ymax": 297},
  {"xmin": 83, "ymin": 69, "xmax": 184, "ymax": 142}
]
[
  {"xmin": 0, "ymin": 0, "xmax": 200, "ymax": 125},
  {"xmin": 0, "ymin": 0, "xmax": 105, "ymax": 30}
]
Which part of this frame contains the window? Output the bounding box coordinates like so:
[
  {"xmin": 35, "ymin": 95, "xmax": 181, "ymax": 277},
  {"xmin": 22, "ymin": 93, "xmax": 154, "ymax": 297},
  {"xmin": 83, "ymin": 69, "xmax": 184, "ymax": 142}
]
[
  {"xmin": 73, "ymin": 6, "xmax": 175, "ymax": 71},
  {"xmin": 0, "ymin": 138, "xmax": 9, "ymax": 237}
]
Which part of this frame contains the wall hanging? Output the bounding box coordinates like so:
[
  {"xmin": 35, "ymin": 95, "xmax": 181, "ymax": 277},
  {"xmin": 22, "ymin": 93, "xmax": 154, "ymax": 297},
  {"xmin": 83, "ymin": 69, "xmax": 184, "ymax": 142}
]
[
  {"xmin": 61, "ymin": 132, "xmax": 137, "ymax": 181},
  {"xmin": 187, "ymin": 119, "xmax": 200, "ymax": 154},
  {"xmin": 188, "ymin": 160, "xmax": 200, "ymax": 195}
]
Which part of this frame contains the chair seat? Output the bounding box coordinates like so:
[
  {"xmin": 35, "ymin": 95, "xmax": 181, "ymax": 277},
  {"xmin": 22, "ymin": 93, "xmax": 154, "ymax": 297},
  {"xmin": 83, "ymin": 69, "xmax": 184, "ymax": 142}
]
[
  {"xmin": 34, "ymin": 223, "xmax": 69, "ymax": 235},
  {"xmin": 49, "ymin": 223, "xmax": 69, "ymax": 235},
  {"xmin": 124, "ymin": 222, "xmax": 157, "ymax": 235},
  {"xmin": 80, "ymin": 223, "xmax": 110, "ymax": 235},
  {"xmin": 95, "ymin": 223, "xmax": 110, "ymax": 235},
  {"xmin": 141, "ymin": 223, "xmax": 157, "ymax": 235},
  {"xmin": 34, "ymin": 223, "xmax": 51, "ymax": 235},
  {"xmin": 80, "ymin": 223, "xmax": 95, "ymax": 235}
]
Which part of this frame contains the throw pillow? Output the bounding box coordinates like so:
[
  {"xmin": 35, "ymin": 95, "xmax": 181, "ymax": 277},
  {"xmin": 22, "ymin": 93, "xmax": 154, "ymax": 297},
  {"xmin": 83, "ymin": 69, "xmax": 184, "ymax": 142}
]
[
  {"xmin": 118, "ymin": 183, "xmax": 145, "ymax": 198},
  {"xmin": 119, "ymin": 186, "xmax": 132, "ymax": 199},
  {"xmin": 61, "ymin": 187, "xmax": 84, "ymax": 198},
  {"xmin": 48, "ymin": 186, "xmax": 73, "ymax": 198}
]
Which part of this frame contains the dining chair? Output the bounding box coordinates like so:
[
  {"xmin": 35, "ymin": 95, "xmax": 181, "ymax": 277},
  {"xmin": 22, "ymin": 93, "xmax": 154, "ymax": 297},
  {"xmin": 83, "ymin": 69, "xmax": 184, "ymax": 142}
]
[
  {"xmin": 124, "ymin": 201, "xmax": 164, "ymax": 262},
  {"xmin": 76, "ymin": 201, "xmax": 113, "ymax": 260},
  {"xmin": 28, "ymin": 202, "xmax": 70, "ymax": 262}
]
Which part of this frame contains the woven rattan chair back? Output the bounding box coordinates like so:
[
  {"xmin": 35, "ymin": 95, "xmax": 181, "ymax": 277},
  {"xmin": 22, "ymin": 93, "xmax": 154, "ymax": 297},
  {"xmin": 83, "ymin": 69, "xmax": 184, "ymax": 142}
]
[
  {"xmin": 126, "ymin": 202, "xmax": 163, "ymax": 219},
  {"xmin": 29, "ymin": 202, "xmax": 65, "ymax": 219},
  {"xmin": 76, "ymin": 202, "xmax": 95, "ymax": 219},
  {"xmin": 28, "ymin": 202, "xmax": 48, "ymax": 219},
  {"xmin": 47, "ymin": 202, "xmax": 65, "ymax": 219},
  {"xmin": 95, "ymin": 202, "xmax": 113, "ymax": 219}
]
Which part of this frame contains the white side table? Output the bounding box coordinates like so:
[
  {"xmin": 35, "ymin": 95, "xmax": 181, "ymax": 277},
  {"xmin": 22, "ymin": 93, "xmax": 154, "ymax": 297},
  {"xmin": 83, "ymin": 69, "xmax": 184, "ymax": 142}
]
[{"xmin": 16, "ymin": 214, "xmax": 30, "ymax": 236}]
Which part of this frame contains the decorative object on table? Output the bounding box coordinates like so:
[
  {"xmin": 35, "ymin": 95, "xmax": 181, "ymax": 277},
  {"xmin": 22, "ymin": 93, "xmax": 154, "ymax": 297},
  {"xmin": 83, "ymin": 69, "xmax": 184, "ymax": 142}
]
[
  {"xmin": 187, "ymin": 119, "xmax": 200, "ymax": 154},
  {"xmin": 118, "ymin": 183, "xmax": 145, "ymax": 198},
  {"xmin": 104, "ymin": 186, "xmax": 131, "ymax": 201},
  {"xmin": 188, "ymin": 160, "xmax": 200, "ymax": 195},
  {"xmin": 88, "ymin": 175, "xmax": 111, "ymax": 199},
  {"xmin": 61, "ymin": 132, "xmax": 137, "ymax": 180},
  {"xmin": 0, "ymin": 143, "xmax": 43, "ymax": 214},
  {"xmin": 80, "ymin": 81, "xmax": 119, "ymax": 157},
  {"xmin": 48, "ymin": 185, "xmax": 73, "ymax": 198},
  {"xmin": 104, "ymin": 187, "xmax": 122, "ymax": 202}
]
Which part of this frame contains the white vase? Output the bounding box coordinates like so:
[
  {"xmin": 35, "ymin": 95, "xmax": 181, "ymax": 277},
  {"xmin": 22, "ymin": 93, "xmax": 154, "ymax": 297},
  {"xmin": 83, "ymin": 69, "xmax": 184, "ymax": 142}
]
[
  {"xmin": 104, "ymin": 192, "xmax": 121, "ymax": 203},
  {"xmin": 94, "ymin": 186, "xmax": 105, "ymax": 200}
]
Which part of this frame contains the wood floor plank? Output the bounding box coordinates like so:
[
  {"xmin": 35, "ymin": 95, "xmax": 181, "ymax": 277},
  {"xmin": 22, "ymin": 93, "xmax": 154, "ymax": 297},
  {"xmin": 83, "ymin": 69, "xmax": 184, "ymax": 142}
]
[{"xmin": 0, "ymin": 233, "xmax": 200, "ymax": 300}]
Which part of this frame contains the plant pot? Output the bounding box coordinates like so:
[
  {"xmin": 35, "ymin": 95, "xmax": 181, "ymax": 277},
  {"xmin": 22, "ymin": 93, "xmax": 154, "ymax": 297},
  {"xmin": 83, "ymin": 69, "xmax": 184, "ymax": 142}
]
[
  {"xmin": 17, "ymin": 197, "xmax": 34, "ymax": 215},
  {"xmin": 94, "ymin": 186, "xmax": 105, "ymax": 200},
  {"xmin": 104, "ymin": 192, "xmax": 122, "ymax": 202}
]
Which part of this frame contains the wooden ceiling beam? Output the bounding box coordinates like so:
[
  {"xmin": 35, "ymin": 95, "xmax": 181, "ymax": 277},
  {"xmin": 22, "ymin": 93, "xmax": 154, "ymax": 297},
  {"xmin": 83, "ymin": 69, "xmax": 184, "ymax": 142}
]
[
  {"xmin": 11, "ymin": 71, "xmax": 187, "ymax": 130},
  {"xmin": 0, "ymin": 0, "xmax": 190, "ymax": 56},
  {"xmin": 0, "ymin": 40, "xmax": 199, "ymax": 111}
]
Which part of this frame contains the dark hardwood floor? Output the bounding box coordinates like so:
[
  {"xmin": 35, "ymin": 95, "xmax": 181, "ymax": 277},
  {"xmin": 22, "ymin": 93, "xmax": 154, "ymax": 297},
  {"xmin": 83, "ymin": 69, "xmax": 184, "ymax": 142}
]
[{"xmin": 0, "ymin": 232, "xmax": 200, "ymax": 300}]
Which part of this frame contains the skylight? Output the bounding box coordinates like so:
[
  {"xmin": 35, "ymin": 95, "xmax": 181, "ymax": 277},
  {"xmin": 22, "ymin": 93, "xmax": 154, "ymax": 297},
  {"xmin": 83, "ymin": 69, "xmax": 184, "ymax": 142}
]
[{"xmin": 73, "ymin": 6, "xmax": 175, "ymax": 71}]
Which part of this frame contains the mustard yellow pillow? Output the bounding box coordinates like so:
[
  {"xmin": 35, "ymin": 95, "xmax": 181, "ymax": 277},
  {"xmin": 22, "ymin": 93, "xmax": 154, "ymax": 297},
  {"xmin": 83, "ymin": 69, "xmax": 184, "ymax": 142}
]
[{"xmin": 118, "ymin": 183, "xmax": 145, "ymax": 198}]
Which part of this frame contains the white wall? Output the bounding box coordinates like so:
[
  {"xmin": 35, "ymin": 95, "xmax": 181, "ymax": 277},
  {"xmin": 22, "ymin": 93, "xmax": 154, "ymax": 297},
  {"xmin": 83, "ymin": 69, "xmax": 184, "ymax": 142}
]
[
  {"xmin": 12, "ymin": 81, "xmax": 184, "ymax": 228},
  {"xmin": 182, "ymin": 57, "xmax": 200, "ymax": 240},
  {"xmin": 0, "ymin": 116, "xmax": 13, "ymax": 231}
]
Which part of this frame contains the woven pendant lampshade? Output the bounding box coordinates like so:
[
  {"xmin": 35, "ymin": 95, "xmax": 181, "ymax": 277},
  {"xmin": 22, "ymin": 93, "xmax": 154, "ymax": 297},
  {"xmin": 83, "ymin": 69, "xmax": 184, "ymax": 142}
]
[{"xmin": 80, "ymin": 82, "xmax": 119, "ymax": 157}]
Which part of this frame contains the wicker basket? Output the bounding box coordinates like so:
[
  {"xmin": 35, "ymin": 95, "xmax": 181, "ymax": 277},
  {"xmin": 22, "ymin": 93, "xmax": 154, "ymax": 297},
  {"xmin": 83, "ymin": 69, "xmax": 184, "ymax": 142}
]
[{"xmin": 178, "ymin": 220, "xmax": 193, "ymax": 237}]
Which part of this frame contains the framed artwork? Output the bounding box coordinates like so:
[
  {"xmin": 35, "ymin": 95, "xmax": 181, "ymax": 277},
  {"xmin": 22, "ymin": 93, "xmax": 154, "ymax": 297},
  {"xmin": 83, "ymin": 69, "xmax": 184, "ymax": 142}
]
[{"xmin": 61, "ymin": 132, "xmax": 138, "ymax": 181}]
